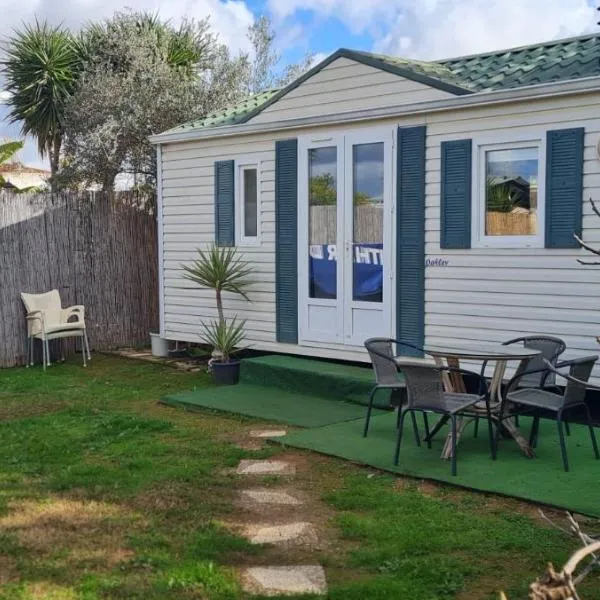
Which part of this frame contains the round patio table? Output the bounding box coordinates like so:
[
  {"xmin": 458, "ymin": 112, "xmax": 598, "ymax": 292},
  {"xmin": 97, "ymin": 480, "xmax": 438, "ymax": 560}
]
[{"xmin": 403, "ymin": 342, "xmax": 542, "ymax": 459}]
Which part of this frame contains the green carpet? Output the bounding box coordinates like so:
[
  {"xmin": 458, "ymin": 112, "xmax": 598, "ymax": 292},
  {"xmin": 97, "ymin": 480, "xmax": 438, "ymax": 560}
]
[
  {"xmin": 240, "ymin": 354, "xmax": 393, "ymax": 408},
  {"xmin": 161, "ymin": 383, "xmax": 382, "ymax": 427},
  {"xmin": 275, "ymin": 412, "xmax": 600, "ymax": 517}
]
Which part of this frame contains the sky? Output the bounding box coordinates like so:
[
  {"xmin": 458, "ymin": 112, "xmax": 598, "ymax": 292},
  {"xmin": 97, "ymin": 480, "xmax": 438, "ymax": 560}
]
[{"xmin": 0, "ymin": 0, "xmax": 598, "ymax": 169}]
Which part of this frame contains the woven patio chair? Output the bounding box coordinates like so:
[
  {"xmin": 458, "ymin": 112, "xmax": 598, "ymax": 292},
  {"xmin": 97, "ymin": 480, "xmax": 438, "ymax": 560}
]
[
  {"xmin": 474, "ymin": 335, "xmax": 566, "ymax": 437},
  {"xmin": 394, "ymin": 359, "xmax": 494, "ymax": 476},
  {"xmin": 363, "ymin": 338, "xmax": 425, "ymax": 442},
  {"xmin": 500, "ymin": 356, "xmax": 599, "ymax": 472}
]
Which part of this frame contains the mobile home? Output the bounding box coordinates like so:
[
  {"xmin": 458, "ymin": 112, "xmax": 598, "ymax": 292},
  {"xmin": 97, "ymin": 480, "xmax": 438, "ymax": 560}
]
[{"xmin": 151, "ymin": 34, "xmax": 600, "ymax": 378}]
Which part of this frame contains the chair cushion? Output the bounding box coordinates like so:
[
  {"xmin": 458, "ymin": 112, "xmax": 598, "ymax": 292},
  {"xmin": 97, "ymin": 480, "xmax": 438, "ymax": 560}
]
[{"xmin": 507, "ymin": 388, "xmax": 563, "ymax": 411}]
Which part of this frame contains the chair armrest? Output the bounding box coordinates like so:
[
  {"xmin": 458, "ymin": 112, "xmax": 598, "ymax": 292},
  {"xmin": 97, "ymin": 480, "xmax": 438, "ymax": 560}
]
[
  {"xmin": 541, "ymin": 357, "xmax": 600, "ymax": 389},
  {"xmin": 61, "ymin": 305, "xmax": 85, "ymax": 323},
  {"xmin": 25, "ymin": 310, "xmax": 43, "ymax": 321}
]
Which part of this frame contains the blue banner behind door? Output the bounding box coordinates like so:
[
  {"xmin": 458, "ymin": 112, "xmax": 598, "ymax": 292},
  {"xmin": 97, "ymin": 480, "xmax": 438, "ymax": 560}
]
[{"xmin": 309, "ymin": 243, "xmax": 383, "ymax": 302}]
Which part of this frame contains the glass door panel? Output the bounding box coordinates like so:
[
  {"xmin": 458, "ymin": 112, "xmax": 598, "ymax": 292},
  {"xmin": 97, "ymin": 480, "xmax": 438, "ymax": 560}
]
[
  {"xmin": 352, "ymin": 142, "xmax": 384, "ymax": 303},
  {"xmin": 308, "ymin": 147, "xmax": 337, "ymax": 300}
]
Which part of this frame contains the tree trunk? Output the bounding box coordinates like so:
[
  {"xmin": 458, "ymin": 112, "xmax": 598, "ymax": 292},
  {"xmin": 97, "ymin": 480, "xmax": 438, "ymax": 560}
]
[
  {"xmin": 216, "ymin": 288, "xmax": 224, "ymax": 325},
  {"xmin": 49, "ymin": 134, "xmax": 61, "ymax": 193}
]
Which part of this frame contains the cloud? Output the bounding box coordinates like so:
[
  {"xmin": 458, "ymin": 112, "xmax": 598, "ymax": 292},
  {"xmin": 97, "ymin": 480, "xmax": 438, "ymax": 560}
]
[
  {"xmin": 268, "ymin": 0, "xmax": 596, "ymax": 59},
  {"xmin": 0, "ymin": 91, "xmax": 12, "ymax": 104}
]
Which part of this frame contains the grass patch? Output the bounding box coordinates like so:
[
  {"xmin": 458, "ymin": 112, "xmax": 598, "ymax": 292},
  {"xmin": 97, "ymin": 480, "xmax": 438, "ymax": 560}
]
[{"xmin": 0, "ymin": 354, "xmax": 598, "ymax": 599}]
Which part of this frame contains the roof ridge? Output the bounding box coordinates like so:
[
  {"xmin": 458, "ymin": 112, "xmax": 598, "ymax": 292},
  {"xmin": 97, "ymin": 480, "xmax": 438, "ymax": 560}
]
[{"xmin": 439, "ymin": 31, "xmax": 599, "ymax": 64}]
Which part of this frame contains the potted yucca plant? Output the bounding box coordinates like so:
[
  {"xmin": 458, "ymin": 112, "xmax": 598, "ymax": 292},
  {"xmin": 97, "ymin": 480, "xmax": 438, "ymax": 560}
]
[{"xmin": 182, "ymin": 245, "xmax": 253, "ymax": 385}]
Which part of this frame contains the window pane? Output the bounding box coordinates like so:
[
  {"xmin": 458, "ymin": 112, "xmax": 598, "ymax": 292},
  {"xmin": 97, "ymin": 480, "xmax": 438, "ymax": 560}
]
[
  {"xmin": 243, "ymin": 168, "xmax": 257, "ymax": 237},
  {"xmin": 352, "ymin": 143, "xmax": 384, "ymax": 303},
  {"xmin": 308, "ymin": 147, "xmax": 337, "ymax": 299},
  {"xmin": 485, "ymin": 147, "xmax": 538, "ymax": 236}
]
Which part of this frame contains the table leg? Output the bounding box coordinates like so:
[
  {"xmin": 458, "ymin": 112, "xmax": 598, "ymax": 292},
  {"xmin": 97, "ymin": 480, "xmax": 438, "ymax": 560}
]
[
  {"xmin": 492, "ymin": 359, "xmax": 535, "ymax": 458},
  {"xmin": 440, "ymin": 356, "xmax": 470, "ymax": 460}
]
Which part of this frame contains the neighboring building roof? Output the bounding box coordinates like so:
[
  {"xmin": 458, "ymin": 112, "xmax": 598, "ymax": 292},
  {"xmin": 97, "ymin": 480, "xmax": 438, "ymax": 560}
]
[
  {"xmin": 0, "ymin": 163, "xmax": 50, "ymax": 191},
  {"xmin": 163, "ymin": 33, "xmax": 600, "ymax": 136}
]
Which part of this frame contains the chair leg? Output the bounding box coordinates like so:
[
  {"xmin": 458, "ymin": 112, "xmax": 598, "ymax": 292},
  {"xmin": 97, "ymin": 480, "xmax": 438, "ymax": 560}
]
[
  {"xmin": 557, "ymin": 416, "xmax": 569, "ymax": 472},
  {"xmin": 583, "ymin": 405, "xmax": 599, "ymax": 460},
  {"xmin": 487, "ymin": 416, "xmax": 497, "ymax": 460},
  {"xmin": 83, "ymin": 330, "xmax": 91, "ymax": 361},
  {"xmin": 564, "ymin": 421, "xmax": 571, "ymax": 437},
  {"xmin": 473, "ymin": 417, "xmax": 479, "ymax": 439},
  {"xmin": 42, "ymin": 338, "xmax": 46, "ymax": 372},
  {"xmin": 451, "ymin": 415, "xmax": 457, "ymax": 476},
  {"xmin": 363, "ymin": 387, "xmax": 377, "ymax": 438},
  {"xmin": 81, "ymin": 335, "xmax": 87, "ymax": 368},
  {"xmin": 411, "ymin": 411, "xmax": 421, "ymax": 447},
  {"xmin": 529, "ymin": 417, "xmax": 540, "ymax": 449},
  {"xmin": 423, "ymin": 413, "xmax": 431, "ymax": 449},
  {"xmin": 45, "ymin": 338, "xmax": 51, "ymax": 367},
  {"xmin": 394, "ymin": 410, "xmax": 407, "ymax": 466}
]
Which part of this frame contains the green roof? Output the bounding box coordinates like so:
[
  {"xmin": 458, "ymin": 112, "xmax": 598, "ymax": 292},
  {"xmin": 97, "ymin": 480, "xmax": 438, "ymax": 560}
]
[
  {"xmin": 440, "ymin": 33, "xmax": 600, "ymax": 92},
  {"xmin": 163, "ymin": 88, "xmax": 280, "ymax": 134},
  {"xmin": 166, "ymin": 33, "xmax": 600, "ymax": 135}
]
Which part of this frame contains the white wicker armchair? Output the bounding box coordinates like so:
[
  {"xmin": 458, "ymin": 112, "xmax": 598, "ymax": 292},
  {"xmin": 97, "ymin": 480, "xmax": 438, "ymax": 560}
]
[{"xmin": 21, "ymin": 290, "xmax": 91, "ymax": 370}]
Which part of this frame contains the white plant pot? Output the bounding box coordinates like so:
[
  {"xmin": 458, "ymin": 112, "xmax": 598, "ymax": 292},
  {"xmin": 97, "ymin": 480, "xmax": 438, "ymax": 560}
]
[{"xmin": 149, "ymin": 332, "xmax": 169, "ymax": 358}]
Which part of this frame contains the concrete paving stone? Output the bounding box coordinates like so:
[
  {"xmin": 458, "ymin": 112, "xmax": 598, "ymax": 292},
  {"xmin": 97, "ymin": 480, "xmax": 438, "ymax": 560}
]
[
  {"xmin": 236, "ymin": 460, "xmax": 295, "ymax": 476},
  {"xmin": 249, "ymin": 429, "xmax": 288, "ymax": 438},
  {"xmin": 240, "ymin": 489, "xmax": 303, "ymax": 506},
  {"xmin": 245, "ymin": 522, "xmax": 318, "ymax": 546},
  {"xmin": 241, "ymin": 565, "xmax": 327, "ymax": 596}
]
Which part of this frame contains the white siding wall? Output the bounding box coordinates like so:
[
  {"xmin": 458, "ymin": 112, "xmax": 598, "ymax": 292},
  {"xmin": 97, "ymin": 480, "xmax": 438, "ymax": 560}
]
[
  {"xmin": 160, "ymin": 85, "xmax": 600, "ymax": 378},
  {"xmin": 251, "ymin": 57, "xmax": 452, "ymax": 124}
]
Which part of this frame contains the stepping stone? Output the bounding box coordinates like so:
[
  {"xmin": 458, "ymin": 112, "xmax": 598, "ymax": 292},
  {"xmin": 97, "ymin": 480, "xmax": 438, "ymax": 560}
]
[
  {"xmin": 241, "ymin": 565, "xmax": 327, "ymax": 596},
  {"xmin": 236, "ymin": 460, "xmax": 295, "ymax": 476},
  {"xmin": 249, "ymin": 429, "xmax": 287, "ymax": 438},
  {"xmin": 240, "ymin": 489, "xmax": 303, "ymax": 506},
  {"xmin": 245, "ymin": 522, "xmax": 318, "ymax": 546}
]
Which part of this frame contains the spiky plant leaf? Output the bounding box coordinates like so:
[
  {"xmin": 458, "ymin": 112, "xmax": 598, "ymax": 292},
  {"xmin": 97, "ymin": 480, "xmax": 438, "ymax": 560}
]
[
  {"xmin": 182, "ymin": 245, "xmax": 254, "ymax": 300},
  {"xmin": 0, "ymin": 141, "xmax": 24, "ymax": 165},
  {"xmin": 201, "ymin": 317, "xmax": 246, "ymax": 362}
]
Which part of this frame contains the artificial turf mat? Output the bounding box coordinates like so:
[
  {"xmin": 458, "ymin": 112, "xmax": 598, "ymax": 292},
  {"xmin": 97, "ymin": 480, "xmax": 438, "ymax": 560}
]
[
  {"xmin": 161, "ymin": 383, "xmax": 383, "ymax": 427},
  {"xmin": 274, "ymin": 411, "xmax": 600, "ymax": 517},
  {"xmin": 240, "ymin": 354, "xmax": 393, "ymax": 408}
]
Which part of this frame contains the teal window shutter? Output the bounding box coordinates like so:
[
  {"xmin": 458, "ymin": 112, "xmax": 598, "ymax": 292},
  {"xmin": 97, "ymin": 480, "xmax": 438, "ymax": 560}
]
[
  {"xmin": 441, "ymin": 139, "xmax": 472, "ymax": 249},
  {"xmin": 275, "ymin": 139, "xmax": 298, "ymax": 343},
  {"xmin": 397, "ymin": 126, "xmax": 426, "ymax": 357},
  {"xmin": 545, "ymin": 127, "xmax": 584, "ymax": 248},
  {"xmin": 214, "ymin": 160, "xmax": 235, "ymax": 246}
]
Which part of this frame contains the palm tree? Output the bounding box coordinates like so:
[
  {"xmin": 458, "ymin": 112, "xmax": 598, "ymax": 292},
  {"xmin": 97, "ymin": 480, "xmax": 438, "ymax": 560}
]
[
  {"xmin": 3, "ymin": 21, "xmax": 83, "ymax": 191},
  {"xmin": 0, "ymin": 140, "xmax": 24, "ymax": 187}
]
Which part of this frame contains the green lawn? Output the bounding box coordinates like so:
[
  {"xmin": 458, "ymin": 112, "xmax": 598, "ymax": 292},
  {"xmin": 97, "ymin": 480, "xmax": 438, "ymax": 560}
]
[{"xmin": 0, "ymin": 355, "xmax": 597, "ymax": 599}]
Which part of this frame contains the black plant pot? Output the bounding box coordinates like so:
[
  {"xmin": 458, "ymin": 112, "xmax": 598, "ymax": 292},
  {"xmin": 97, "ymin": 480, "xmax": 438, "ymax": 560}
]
[{"xmin": 212, "ymin": 359, "xmax": 241, "ymax": 385}]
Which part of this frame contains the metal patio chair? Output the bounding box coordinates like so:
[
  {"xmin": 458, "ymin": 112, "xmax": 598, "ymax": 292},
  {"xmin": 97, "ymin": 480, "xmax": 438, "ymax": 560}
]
[
  {"xmin": 394, "ymin": 359, "xmax": 494, "ymax": 476},
  {"xmin": 500, "ymin": 356, "xmax": 599, "ymax": 472},
  {"xmin": 474, "ymin": 335, "xmax": 566, "ymax": 437},
  {"xmin": 363, "ymin": 338, "xmax": 425, "ymax": 442}
]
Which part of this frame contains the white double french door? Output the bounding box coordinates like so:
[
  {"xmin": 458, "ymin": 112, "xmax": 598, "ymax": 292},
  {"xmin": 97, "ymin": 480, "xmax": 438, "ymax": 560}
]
[{"xmin": 298, "ymin": 128, "xmax": 394, "ymax": 346}]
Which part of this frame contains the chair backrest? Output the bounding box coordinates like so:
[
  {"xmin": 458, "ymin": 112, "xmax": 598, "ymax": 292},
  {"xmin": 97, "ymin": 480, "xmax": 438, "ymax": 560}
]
[
  {"xmin": 506, "ymin": 336, "xmax": 566, "ymax": 388},
  {"xmin": 395, "ymin": 359, "xmax": 445, "ymax": 410},
  {"xmin": 21, "ymin": 290, "xmax": 62, "ymax": 333},
  {"xmin": 562, "ymin": 356, "xmax": 598, "ymax": 407},
  {"xmin": 364, "ymin": 338, "xmax": 399, "ymax": 386}
]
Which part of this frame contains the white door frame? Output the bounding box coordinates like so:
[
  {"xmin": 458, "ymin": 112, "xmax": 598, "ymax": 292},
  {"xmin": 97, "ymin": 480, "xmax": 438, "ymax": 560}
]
[
  {"xmin": 342, "ymin": 127, "xmax": 394, "ymax": 346},
  {"xmin": 297, "ymin": 126, "xmax": 395, "ymax": 346},
  {"xmin": 298, "ymin": 132, "xmax": 345, "ymax": 344}
]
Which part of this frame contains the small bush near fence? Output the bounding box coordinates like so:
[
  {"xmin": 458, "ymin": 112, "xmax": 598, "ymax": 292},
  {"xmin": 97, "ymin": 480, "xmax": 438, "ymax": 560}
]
[{"xmin": 0, "ymin": 191, "xmax": 158, "ymax": 367}]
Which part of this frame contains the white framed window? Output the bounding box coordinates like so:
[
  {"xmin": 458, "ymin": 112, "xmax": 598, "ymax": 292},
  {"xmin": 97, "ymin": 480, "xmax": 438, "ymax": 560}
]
[
  {"xmin": 472, "ymin": 133, "xmax": 546, "ymax": 248},
  {"xmin": 235, "ymin": 158, "xmax": 261, "ymax": 246}
]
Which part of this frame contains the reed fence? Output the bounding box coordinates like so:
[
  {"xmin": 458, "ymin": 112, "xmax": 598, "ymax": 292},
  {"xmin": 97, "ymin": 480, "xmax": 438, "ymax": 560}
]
[{"xmin": 0, "ymin": 191, "xmax": 158, "ymax": 367}]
